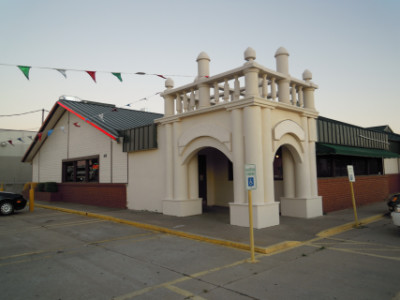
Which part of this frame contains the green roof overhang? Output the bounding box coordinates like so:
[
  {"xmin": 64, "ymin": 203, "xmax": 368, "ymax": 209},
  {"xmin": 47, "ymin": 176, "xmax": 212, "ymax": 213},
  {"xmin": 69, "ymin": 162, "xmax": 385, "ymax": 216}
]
[{"xmin": 316, "ymin": 143, "xmax": 399, "ymax": 158}]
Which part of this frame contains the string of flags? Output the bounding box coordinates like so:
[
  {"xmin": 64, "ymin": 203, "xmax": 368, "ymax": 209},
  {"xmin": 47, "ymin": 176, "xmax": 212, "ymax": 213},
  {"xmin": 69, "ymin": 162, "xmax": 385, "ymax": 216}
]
[
  {"xmin": 0, "ymin": 62, "xmax": 194, "ymax": 83},
  {"xmin": 0, "ymin": 135, "xmax": 33, "ymax": 147}
]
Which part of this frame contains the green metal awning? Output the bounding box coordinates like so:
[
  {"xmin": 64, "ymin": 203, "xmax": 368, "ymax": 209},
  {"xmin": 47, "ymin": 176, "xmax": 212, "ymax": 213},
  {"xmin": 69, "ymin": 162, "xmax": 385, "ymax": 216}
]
[{"xmin": 316, "ymin": 143, "xmax": 399, "ymax": 158}]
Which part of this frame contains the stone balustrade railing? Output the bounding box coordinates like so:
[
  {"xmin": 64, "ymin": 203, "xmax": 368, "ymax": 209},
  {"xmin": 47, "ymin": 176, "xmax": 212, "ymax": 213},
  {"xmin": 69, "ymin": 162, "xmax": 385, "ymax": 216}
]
[{"xmin": 162, "ymin": 47, "xmax": 318, "ymax": 117}]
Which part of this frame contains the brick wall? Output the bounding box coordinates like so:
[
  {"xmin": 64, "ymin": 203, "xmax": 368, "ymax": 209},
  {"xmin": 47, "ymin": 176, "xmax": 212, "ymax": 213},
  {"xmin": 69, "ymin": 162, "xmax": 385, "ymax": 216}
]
[
  {"xmin": 387, "ymin": 174, "xmax": 400, "ymax": 194},
  {"xmin": 318, "ymin": 175, "xmax": 390, "ymax": 213},
  {"xmin": 55, "ymin": 183, "xmax": 126, "ymax": 208}
]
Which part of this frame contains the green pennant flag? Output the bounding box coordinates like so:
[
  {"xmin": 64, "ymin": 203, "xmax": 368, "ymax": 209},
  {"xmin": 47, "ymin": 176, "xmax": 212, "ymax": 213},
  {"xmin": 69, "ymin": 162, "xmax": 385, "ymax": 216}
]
[
  {"xmin": 18, "ymin": 65, "xmax": 31, "ymax": 80},
  {"xmin": 112, "ymin": 72, "xmax": 123, "ymax": 82}
]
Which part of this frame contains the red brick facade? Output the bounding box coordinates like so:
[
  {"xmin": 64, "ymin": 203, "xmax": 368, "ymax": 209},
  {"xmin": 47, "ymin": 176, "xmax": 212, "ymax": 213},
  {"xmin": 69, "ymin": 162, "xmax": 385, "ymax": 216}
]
[
  {"xmin": 318, "ymin": 174, "xmax": 400, "ymax": 213},
  {"xmin": 32, "ymin": 183, "xmax": 127, "ymax": 209}
]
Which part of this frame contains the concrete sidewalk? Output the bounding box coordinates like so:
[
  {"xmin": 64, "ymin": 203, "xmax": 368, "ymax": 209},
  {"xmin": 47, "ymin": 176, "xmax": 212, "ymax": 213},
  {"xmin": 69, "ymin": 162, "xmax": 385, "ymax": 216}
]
[{"xmin": 34, "ymin": 200, "xmax": 388, "ymax": 253}]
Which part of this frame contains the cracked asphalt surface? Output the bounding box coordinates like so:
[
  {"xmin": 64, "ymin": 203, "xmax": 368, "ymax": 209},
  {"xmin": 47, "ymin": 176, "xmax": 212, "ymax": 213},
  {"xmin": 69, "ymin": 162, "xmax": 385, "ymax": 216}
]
[{"xmin": 1, "ymin": 206, "xmax": 399, "ymax": 299}]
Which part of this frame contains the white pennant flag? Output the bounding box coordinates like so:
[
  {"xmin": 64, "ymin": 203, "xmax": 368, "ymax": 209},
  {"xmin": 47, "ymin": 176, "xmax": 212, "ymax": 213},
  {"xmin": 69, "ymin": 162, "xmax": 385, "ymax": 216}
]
[{"xmin": 56, "ymin": 69, "xmax": 67, "ymax": 79}]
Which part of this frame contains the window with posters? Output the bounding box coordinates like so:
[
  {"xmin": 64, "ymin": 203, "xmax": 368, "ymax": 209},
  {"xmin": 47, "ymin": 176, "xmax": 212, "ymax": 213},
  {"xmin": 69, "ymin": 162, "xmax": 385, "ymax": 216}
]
[{"xmin": 62, "ymin": 156, "xmax": 99, "ymax": 182}]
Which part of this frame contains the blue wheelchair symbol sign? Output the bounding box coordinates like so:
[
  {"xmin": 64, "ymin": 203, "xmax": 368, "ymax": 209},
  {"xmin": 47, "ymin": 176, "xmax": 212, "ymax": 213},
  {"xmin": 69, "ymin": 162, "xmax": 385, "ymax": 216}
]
[{"xmin": 248, "ymin": 177, "xmax": 255, "ymax": 187}]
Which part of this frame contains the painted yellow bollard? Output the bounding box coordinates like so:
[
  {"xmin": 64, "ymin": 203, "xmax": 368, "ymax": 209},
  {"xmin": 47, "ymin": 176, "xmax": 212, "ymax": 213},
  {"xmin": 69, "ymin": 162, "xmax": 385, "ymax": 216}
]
[
  {"xmin": 29, "ymin": 182, "xmax": 35, "ymax": 212},
  {"xmin": 0, "ymin": 183, "xmax": 4, "ymax": 191}
]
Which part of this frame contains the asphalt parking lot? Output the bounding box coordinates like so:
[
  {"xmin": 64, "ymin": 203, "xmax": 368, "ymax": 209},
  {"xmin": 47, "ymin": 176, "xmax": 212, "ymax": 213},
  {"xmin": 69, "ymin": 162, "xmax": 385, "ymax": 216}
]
[{"xmin": 1, "ymin": 205, "xmax": 400, "ymax": 300}]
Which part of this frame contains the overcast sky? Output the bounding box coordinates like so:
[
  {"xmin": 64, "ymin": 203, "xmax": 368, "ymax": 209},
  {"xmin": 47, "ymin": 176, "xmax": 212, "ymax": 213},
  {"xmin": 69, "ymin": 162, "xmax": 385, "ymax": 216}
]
[{"xmin": 0, "ymin": 0, "xmax": 399, "ymax": 133}]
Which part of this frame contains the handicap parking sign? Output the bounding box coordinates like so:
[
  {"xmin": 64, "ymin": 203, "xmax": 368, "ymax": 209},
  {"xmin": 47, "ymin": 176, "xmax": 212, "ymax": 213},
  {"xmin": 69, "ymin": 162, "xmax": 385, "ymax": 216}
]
[
  {"xmin": 248, "ymin": 177, "xmax": 255, "ymax": 187},
  {"xmin": 245, "ymin": 164, "xmax": 257, "ymax": 190}
]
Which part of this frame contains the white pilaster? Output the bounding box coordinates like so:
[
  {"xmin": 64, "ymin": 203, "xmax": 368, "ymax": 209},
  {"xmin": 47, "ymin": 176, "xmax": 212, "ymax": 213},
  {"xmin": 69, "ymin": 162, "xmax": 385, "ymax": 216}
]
[
  {"xmin": 164, "ymin": 123, "xmax": 173, "ymax": 200},
  {"xmin": 262, "ymin": 108, "xmax": 275, "ymax": 203},
  {"xmin": 231, "ymin": 108, "xmax": 245, "ymax": 204},
  {"xmin": 243, "ymin": 106, "xmax": 265, "ymax": 203},
  {"xmin": 188, "ymin": 155, "xmax": 199, "ymax": 200}
]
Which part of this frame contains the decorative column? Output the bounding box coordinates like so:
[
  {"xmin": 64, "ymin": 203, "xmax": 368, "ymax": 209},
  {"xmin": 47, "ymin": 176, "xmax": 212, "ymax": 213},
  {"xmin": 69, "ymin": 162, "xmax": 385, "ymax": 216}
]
[
  {"xmin": 308, "ymin": 117, "xmax": 319, "ymax": 198},
  {"xmin": 188, "ymin": 155, "xmax": 199, "ymax": 200},
  {"xmin": 231, "ymin": 108, "xmax": 245, "ymax": 204},
  {"xmin": 162, "ymin": 119, "xmax": 202, "ymax": 217},
  {"xmin": 262, "ymin": 108, "xmax": 275, "ymax": 203},
  {"xmin": 197, "ymin": 52, "xmax": 211, "ymax": 109},
  {"xmin": 173, "ymin": 121, "xmax": 188, "ymax": 201},
  {"xmin": 302, "ymin": 70, "xmax": 316, "ymax": 110},
  {"xmin": 163, "ymin": 78, "xmax": 175, "ymax": 116},
  {"xmin": 243, "ymin": 47, "xmax": 259, "ymax": 98},
  {"xmin": 162, "ymin": 79, "xmax": 174, "ymax": 201},
  {"xmin": 275, "ymin": 47, "xmax": 291, "ymax": 104}
]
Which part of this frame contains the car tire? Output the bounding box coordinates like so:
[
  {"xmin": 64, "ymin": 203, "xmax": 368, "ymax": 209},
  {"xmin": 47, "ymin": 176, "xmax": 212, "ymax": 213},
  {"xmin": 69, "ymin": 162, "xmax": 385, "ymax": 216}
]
[{"xmin": 0, "ymin": 201, "xmax": 14, "ymax": 215}]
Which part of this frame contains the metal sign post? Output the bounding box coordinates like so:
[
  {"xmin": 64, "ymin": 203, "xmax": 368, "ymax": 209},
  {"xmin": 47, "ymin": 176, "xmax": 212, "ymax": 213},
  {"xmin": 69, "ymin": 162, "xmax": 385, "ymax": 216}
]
[
  {"xmin": 347, "ymin": 165, "xmax": 360, "ymax": 227},
  {"xmin": 245, "ymin": 164, "xmax": 257, "ymax": 263}
]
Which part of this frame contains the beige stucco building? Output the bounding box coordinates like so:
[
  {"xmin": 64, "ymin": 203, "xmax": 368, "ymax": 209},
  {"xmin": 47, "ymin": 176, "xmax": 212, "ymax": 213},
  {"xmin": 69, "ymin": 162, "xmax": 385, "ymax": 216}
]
[
  {"xmin": 23, "ymin": 47, "xmax": 400, "ymax": 229},
  {"xmin": 23, "ymin": 47, "xmax": 324, "ymax": 229}
]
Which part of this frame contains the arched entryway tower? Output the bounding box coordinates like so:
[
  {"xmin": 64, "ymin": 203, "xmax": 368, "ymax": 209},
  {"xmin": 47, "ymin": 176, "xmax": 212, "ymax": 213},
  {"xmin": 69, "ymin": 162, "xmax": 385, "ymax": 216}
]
[
  {"xmin": 161, "ymin": 121, "xmax": 234, "ymax": 217},
  {"xmin": 273, "ymin": 120, "xmax": 322, "ymax": 219},
  {"xmin": 157, "ymin": 46, "xmax": 323, "ymax": 229}
]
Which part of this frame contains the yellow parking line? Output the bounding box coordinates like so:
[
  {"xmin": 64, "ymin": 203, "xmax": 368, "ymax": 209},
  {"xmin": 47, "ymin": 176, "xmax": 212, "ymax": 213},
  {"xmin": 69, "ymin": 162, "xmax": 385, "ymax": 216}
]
[
  {"xmin": 324, "ymin": 246, "xmax": 400, "ymax": 261},
  {"xmin": 317, "ymin": 214, "xmax": 384, "ymax": 238},
  {"xmin": 164, "ymin": 284, "xmax": 207, "ymax": 300},
  {"xmin": 87, "ymin": 233, "xmax": 158, "ymax": 245},
  {"xmin": 42, "ymin": 219, "xmax": 105, "ymax": 228}
]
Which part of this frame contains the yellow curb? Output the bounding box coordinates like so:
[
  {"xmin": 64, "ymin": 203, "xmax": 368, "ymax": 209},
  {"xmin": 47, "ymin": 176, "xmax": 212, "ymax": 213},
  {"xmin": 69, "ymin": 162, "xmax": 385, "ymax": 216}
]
[
  {"xmin": 35, "ymin": 204, "xmax": 384, "ymax": 257},
  {"xmin": 316, "ymin": 213, "xmax": 385, "ymax": 238}
]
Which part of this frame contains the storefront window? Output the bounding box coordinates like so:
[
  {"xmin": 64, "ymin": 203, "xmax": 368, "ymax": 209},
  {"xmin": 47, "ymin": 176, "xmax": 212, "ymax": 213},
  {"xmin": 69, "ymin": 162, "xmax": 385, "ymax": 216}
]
[
  {"xmin": 62, "ymin": 157, "xmax": 99, "ymax": 183},
  {"xmin": 317, "ymin": 155, "xmax": 383, "ymax": 178}
]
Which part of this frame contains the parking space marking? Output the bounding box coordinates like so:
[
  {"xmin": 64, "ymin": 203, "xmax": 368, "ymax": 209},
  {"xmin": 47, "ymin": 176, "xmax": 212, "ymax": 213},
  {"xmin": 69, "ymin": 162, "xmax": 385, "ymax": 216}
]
[
  {"xmin": 114, "ymin": 256, "xmax": 257, "ymax": 300},
  {"xmin": 164, "ymin": 284, "xmax": 207, "ymax": 300},
  {"xmin": 306, "ymin": 237, "xmax": 400, "ymax": 261},
  {"xmin": 0, "ymin": 232, "xmax": 160, "ymax": 267},
  {"xmin": 40, "ymin": 218, "xmax": 106, "ymax": 228},
  {"xmin": 87, "ymin": 232, "xmax": 159, "ymax": 245},
  {"xmin": 0, "ymin": 218, "xmax": 106, "ymax": 236}
]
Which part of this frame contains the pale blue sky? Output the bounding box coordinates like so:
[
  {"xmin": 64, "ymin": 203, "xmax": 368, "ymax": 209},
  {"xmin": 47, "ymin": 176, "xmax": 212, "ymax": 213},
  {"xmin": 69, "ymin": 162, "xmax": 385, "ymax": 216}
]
[{"xmin": 0, "ymin": 0, "xmax": 399, "ymax": 133}]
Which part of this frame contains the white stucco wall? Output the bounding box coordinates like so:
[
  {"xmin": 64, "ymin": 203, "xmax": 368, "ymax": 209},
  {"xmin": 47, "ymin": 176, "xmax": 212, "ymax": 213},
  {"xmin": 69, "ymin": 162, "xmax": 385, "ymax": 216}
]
[
  {"xmin": 384, "ymin": 158, "xmax": 400, "ymax": 175},
  {"xmin": 126, "ymin": 148, "xmax": 164, "ymax": 212},
  {"xmin": 32, "ymin": 112, "xmax": 127, "ymax": 183}
]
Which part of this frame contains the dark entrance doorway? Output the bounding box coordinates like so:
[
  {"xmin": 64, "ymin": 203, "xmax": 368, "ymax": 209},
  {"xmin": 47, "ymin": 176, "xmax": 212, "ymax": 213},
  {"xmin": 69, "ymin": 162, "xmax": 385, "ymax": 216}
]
[{"xmin": 198, "ymin": 155, "xmax": 207, "ymax": 209}]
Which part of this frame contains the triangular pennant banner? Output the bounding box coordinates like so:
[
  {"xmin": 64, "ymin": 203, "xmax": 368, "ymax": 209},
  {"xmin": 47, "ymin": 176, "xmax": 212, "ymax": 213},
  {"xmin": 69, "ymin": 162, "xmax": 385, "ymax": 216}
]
[
  {"xmin": 98, "ymin": 113, "xmax": 105, "ymax": 122},
  {"xmin": 18, "ymin": 65, "xmax": 31, "ymax": 80},
  {"xmin": 17, "ymin": 138, "xmax": 24, "ymax": 143},
  {"xmin": 56, "ymin": 69, "xmax": 67, "ymax": 78},
  {"xmin": 47, "ymin": 129, "xmax": 54, "ymax": 136},
  {"xmin": 156, "ymin": 74, "xmax": 167, "ymax": 79},
  {"xmin": 86, "ymin": 71, "xmax": 96, "ymax": 83},
  {"xmin": 112, "ymin": 72, "xmax": 122, "ymax": 82},
  {"xmin": 8, "ymin": 140, "xmax": 14, "ymax": 146},
  {"xmin": 38, "ymin": 132, "xmax": 42, "ymax": 141}
]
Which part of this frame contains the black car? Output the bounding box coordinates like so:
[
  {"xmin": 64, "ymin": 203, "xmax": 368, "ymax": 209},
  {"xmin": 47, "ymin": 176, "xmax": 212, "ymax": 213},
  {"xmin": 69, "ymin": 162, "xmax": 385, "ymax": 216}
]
[
  {"xmin": 0, "ymin": 192, "xmax": 27, "ymax": 215},
  {"xmin": 387, "ymin": 193, "xmax": 400, "ymax": 212}
]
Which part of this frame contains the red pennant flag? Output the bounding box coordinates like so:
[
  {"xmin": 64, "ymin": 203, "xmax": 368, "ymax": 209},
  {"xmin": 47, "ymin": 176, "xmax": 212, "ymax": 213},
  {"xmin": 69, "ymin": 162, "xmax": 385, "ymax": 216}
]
[
  {"xmin": 73, "ymin": 122, "xmax": 80, "ymax": 127},
  {"xmin": 86, "ymin": 71, "xmax": 96, "ymax": 83},
  {"xmin": 7, "ymin": 140, "xmax": 14, "ymax": 146},
  {"xmin": 38, "ymin": 132, "xmax": 42, "ymax": 141},
  {"xmin": 156, "ymin": 74, "xmax": 166, "ymax": 79}
]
